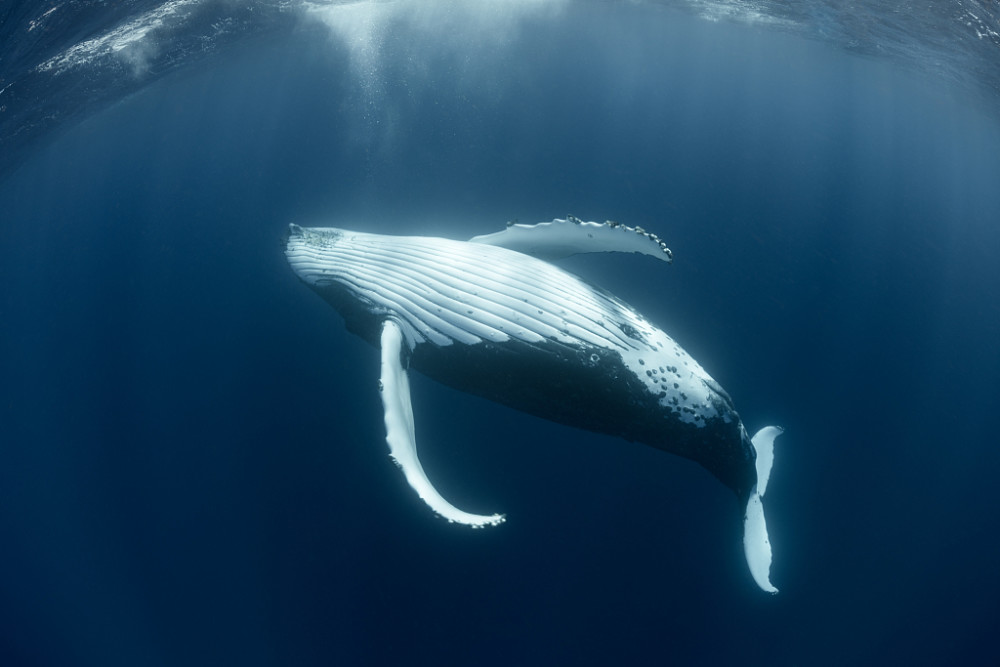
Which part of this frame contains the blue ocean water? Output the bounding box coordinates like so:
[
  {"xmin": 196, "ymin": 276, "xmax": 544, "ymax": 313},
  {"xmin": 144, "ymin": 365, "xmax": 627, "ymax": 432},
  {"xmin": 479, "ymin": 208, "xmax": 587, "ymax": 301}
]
[{"xmin": 2, "ymin": 1, "xmax": 1000, "ymax": 665}]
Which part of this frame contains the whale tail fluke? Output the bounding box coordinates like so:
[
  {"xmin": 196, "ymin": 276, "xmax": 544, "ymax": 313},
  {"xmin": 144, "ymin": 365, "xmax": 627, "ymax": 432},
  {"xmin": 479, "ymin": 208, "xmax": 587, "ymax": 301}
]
[{"xmin": 743, "ymin": 426, "xmax": 783, "ymax": 594}]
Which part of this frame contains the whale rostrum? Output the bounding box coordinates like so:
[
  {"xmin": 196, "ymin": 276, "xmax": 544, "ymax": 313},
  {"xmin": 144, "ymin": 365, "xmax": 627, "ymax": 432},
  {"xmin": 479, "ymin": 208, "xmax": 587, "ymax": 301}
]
[{"xmin": 285, "ymin": 217, "xmax": 782, "ymax": 593}]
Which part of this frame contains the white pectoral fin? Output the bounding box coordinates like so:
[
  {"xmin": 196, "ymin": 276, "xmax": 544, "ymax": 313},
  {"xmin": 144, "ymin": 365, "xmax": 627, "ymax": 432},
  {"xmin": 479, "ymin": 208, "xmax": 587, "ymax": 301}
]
[
  {"xmin": 743, "ymin": 425, "xmax": 783, "ymax": 594},
  {"xmin": 469, "ymin": 217, "xmax": 672, "ymax": 263},
  {"xmin": 379, "ymin": 319, "xmax": 505, "ymax": 528}
]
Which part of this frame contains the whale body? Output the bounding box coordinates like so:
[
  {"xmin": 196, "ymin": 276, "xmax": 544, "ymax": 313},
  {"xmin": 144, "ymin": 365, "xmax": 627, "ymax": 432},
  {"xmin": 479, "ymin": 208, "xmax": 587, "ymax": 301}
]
[{"xmin": 285, "ymin": 217, "xmax": 782, "ymax": 593}]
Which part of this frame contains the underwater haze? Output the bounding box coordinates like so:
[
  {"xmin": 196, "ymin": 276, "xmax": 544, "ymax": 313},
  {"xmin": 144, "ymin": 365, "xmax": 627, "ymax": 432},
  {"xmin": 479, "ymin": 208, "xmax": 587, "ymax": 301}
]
[{"xmin": 2, "ymin": 1, "xmax": 1000, "ymax": 665}]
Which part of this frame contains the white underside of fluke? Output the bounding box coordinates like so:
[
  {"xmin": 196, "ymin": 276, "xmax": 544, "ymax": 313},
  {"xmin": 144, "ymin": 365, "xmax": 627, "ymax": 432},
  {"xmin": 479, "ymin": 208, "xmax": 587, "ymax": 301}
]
[
  {"xmin": 743, "ymin": 426, "xmax": 783, "ymax": 593},
  {"xmin": 379, "ymin": 319, "xmax": 505, "ymax": 528}
]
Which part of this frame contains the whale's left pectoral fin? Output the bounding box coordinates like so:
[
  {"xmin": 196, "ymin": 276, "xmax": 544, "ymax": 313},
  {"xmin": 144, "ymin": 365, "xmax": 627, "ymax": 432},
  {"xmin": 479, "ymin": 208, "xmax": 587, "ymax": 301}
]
[
  {"xmin": 379, "ymin": 319, "xmax": 505, "ymax": 528},
  {"xmin": 743, "ymin": 426, "xmax": 783, "ymax": 593}
]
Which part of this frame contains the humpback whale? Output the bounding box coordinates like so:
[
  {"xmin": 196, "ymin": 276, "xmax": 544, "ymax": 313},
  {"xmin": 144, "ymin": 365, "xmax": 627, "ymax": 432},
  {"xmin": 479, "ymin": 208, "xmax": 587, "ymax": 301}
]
[{"xmin": 285, "ymin": 217, "xmax": 782, "ymax": 593}]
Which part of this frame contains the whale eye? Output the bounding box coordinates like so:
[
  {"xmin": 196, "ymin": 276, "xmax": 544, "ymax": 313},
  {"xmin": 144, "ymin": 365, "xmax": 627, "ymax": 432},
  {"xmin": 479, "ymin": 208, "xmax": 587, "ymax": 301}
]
[{"xmin": 590, "ymin": 353, "xmax": 600, "ymax": 364}]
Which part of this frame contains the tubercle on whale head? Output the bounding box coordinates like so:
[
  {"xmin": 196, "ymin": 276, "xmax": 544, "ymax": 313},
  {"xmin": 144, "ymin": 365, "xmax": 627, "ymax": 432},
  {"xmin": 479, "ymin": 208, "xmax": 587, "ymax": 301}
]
[
  {"xmin": 284, "ymin": 223, "xmax": 302, "ymax": 249},
  {"xmin": 285, "ymin": 223, "xmax": 345, "ymax": 248}
]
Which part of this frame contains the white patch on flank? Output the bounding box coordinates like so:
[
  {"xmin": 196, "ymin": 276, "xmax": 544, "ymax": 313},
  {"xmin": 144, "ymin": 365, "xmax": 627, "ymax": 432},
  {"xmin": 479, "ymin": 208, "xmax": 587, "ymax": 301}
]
[{"xmin": 618, "ymin": 324, "xmax": 722, "ymax": 426}]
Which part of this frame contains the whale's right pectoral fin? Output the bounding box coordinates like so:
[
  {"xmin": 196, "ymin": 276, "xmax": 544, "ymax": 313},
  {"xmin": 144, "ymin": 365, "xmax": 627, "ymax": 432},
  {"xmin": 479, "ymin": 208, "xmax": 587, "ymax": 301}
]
[{"xmin": 379, "ymin": 319, "xmax": 505, "ymax": 528}]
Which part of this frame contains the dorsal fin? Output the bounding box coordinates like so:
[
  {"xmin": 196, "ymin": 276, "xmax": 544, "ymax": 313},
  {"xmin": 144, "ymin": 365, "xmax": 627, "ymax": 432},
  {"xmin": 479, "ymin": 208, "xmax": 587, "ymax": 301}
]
[{"xmin": 468, "ymin": 216, "xmax": 673, "ymax": 263}]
